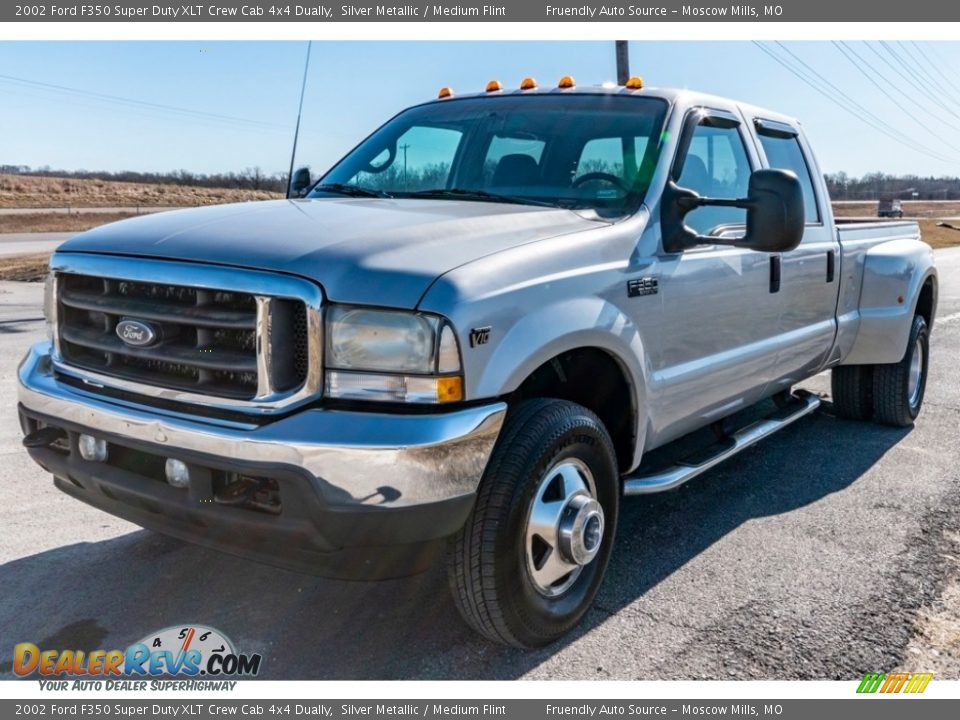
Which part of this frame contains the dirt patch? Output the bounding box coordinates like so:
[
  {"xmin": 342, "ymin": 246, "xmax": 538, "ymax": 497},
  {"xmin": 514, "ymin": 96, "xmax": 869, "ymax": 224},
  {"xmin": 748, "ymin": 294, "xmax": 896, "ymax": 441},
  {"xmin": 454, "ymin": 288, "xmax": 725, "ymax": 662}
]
[
  {"xmin": 0, "ymin": 212, "xmax": 139, "ymax": 234},
  {"xmin": 0, "ymin": 174, "xmax": 281, "ymax": 208},
  {"xmin": 898, "ymin": 530, "xmax": 960, "ymax": 678}
]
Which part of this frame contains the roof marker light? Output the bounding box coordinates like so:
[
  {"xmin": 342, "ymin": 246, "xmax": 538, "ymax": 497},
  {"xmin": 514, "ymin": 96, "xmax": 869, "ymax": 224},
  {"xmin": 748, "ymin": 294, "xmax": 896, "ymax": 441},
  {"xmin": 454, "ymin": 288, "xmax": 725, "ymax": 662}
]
[
  {"xmin": 520, "ymin": 77, "xmax": 538, "ymax": 90},
  {"xmin": 558, "ymin": 75, "xmax": 576, "ymax": 89},
  {"xmin": 438, "ymin": 86, "xmax": 454, "ymax": 99},
  {"xmin": 486, "ymin": 80, "xmax": 503, "ymax": 92},
  {"xmin": 625, "ymin": 76, "xmax": 645, "ymax": 90}
]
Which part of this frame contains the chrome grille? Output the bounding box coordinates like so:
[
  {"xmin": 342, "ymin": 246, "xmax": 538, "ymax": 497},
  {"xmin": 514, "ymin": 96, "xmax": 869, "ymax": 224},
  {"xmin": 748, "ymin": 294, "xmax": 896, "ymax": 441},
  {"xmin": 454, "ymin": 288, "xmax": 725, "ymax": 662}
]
[{"xmin": 56, "ymin": 272, "xmax": 312, "ymax": 402}]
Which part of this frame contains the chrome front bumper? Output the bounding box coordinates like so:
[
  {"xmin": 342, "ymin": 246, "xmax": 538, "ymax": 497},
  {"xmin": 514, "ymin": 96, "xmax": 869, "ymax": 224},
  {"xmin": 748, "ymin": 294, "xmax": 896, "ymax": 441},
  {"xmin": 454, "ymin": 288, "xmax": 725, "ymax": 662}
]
[{"xmin": 18, "ymin": 342, "xmax": 506, "ymax": 509}]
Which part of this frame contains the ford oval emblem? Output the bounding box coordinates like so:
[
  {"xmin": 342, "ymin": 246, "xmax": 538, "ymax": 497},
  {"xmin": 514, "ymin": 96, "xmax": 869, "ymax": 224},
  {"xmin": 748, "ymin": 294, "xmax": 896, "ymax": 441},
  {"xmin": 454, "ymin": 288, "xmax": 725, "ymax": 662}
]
[{"xmin": 116, "ymin": 319, "xmax": 158, "ymax": 347}]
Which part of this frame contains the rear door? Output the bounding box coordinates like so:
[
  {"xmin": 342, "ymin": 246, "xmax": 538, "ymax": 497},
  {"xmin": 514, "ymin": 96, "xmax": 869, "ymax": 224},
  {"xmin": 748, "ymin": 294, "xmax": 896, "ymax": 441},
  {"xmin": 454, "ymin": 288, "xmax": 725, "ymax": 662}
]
[{"xmin": 751, "ymin": 118, "xmax": 841, "ymax": 388}]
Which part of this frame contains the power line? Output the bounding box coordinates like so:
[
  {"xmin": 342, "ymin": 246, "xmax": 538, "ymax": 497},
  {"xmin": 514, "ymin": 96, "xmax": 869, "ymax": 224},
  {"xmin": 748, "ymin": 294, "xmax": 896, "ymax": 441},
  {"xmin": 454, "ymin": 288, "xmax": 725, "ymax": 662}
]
[
  {"xmin": 832, "ymin": 41, "xmax": 960, "ymax": 156},
  {"xmin": 881, "ymin": 41, "xmax": 960, "ymax": 120},
  {"xmin": 859, "ymin": 42, "xmax": 960, "ymax": 133},
  {"xmin": 896, "ymin": 42, "xmax": 954, "ymax": 98},
  {"xmin": 896, "ymin": 41, "xmax": 960, "ymax": 120},
  {"xmin": 752, "ymin": 42, "xmax": 959, "ymax": 166},
  {"xmin": 773, "ymin": 42, "xmax": 922, "ymax": 141},
  {"xmin": 911, "ymin": 42, "xmax": 960, "ymax": 98},
  {"xmin": 0, "ymin": 72, "xmax": 288, "ymax": 132}
]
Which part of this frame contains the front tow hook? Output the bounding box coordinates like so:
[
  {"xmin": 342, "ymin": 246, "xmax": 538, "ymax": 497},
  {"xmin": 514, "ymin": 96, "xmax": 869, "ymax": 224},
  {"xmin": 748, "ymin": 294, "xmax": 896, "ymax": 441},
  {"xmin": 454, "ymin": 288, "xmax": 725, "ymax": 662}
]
[{"xmin": 23, "ymin": 427, "xmax": 67, "ymax": 449}]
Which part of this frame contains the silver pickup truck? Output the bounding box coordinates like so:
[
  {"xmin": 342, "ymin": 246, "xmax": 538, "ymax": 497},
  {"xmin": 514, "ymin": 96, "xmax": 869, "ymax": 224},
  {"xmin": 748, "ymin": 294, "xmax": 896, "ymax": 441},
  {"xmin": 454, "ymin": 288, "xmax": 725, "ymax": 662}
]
[{"xmin": 18, "ymin": 79, "xmax": 937, "ymax": 648}]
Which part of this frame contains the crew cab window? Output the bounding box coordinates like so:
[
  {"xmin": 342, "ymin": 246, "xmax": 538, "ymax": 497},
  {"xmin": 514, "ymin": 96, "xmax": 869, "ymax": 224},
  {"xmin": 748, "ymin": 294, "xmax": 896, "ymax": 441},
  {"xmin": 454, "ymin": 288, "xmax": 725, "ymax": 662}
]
[
  {"xmin": 678, "ymin": 122, "xmax": 752, "ymax": 235},
  {"xmin": 757, "ymin": 130, "xmax": 820, "ymax": 223},
  {"xmin": 354, "ymin": 125, "xmax": 463, "ymax": 192}
]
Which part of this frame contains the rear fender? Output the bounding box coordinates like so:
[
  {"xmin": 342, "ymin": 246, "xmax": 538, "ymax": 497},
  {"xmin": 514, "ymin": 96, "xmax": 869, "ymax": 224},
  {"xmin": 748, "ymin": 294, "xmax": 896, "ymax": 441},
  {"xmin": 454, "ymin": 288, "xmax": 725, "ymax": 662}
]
[{"xmin": 842, "ymin": 238, "xmax": 937, "ymax": 366}]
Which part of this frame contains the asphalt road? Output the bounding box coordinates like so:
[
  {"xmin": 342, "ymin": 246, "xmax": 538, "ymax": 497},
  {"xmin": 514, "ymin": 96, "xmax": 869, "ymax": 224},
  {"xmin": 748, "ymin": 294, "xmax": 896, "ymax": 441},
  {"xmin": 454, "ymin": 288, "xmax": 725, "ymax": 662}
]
[
  {"xmin": 1, "ymin": 251, "xmax": 960, "ymax": 680},
  {"xmin": 0, "ymin": 232, "xmax": 72, "ymax": 257}
]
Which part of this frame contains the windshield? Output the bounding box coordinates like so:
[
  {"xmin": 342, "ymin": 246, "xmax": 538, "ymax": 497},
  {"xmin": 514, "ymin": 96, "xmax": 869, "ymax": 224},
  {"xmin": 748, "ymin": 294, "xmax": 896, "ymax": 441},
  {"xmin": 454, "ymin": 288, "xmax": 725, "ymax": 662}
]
[{"xmin": 310, "ymin": 94, "xmax": 669, "ymax": 216}]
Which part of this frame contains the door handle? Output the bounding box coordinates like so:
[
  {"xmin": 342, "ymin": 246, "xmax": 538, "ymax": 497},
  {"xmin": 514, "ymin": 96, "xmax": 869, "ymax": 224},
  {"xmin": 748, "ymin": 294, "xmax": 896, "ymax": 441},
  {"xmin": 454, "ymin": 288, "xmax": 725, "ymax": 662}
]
[
  {"xmin": 769, "ymin": 255, "xmax": 781, "ymax": 293},
  {"xmin": 826, "ymin": 250, "xmax": 835, "ymax": 283}
]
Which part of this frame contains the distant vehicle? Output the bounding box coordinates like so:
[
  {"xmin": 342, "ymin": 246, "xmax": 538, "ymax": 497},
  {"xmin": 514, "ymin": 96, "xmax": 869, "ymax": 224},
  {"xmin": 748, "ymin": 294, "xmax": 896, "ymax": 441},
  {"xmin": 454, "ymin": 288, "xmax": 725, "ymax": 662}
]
[
  {"xmin": 879, "ymin": 197, "xmax": 904, "ymax": 218},
  {"xmin": 19, "ymin": 79, "xmax": 939, "ymax": 648}
]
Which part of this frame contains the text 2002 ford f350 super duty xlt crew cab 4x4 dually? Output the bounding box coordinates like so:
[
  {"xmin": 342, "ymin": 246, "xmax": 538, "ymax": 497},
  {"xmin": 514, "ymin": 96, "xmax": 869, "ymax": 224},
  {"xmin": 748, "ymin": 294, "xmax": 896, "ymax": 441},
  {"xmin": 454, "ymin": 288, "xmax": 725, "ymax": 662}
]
[{"xmin": 18, "ymin": 77, "xmax": 937, "ymax": 648}]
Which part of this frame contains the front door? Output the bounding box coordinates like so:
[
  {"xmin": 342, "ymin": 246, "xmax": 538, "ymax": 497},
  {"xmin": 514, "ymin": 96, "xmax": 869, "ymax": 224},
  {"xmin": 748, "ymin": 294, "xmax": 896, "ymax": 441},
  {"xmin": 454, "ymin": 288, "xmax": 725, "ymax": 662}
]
[{"xmin": 646, "ymin": 109, "xmax": 784, "ymax": 446}]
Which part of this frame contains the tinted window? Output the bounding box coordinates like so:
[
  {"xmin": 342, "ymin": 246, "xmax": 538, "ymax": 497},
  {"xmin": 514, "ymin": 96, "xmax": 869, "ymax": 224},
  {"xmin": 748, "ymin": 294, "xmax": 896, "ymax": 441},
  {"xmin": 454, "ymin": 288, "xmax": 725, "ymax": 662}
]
[
  {"xmin": 757, "ymin": 131, "xmax": 820, "ymax": 223},
  {"xmin": 678, "ymin": 123, "xmax": 752, "ymax": 234}
]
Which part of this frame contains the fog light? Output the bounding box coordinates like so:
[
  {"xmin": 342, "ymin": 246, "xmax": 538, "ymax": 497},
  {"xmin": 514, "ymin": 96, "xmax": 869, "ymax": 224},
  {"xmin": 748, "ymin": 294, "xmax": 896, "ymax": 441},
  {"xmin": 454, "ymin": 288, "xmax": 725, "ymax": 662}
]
[
  {"xmin": 165, "ymin": 459, "xmax": 191, "ymax": 489},
  {"xmin": 78, "ymin": 434, "xmax": 108, "ymax": 462}
]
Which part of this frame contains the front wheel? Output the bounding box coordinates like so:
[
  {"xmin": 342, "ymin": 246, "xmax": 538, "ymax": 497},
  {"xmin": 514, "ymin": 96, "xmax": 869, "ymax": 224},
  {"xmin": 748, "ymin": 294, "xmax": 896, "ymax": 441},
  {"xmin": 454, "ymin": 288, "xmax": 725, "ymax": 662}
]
[{"xmin": 447, "ymin": 398, "xmax": 619, "ymax": 648}]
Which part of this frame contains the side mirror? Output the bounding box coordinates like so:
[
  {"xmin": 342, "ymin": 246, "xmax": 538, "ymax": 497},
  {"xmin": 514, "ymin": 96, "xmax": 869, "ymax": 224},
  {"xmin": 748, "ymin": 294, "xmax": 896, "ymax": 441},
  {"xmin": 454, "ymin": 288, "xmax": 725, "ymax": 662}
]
[
  {"xmin": 288, "ymin": 167, "xmax": 313, "ymax": 198},
  {"xmin": 661, "ymin": 168, "xmax": 805, "ymax": 254}
]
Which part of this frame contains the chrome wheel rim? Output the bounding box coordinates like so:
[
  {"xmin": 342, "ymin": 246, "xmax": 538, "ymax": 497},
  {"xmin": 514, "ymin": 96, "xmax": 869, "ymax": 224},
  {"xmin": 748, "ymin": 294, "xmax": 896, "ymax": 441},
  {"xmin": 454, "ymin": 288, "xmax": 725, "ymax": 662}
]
[
  {"xmin": 909, "ymin": 338, "xmax": 924, "ymax": 407},
  {"xmin": 524, "ymin": 458, "xmax": 604, "ymax": 598}
]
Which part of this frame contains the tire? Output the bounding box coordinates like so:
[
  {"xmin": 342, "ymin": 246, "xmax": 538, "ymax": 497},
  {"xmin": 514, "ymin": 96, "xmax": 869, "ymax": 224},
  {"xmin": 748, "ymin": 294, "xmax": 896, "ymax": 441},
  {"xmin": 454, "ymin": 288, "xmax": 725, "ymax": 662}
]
[
  {"xmin": 872, "ymin": 314, "xmax": 930, "ymax": 427},
  {"xmin": 831, "ymin": 365, "xmax": 873, "ymax": 421},
  {"xmin": 447, "ymin": 398, "xmax": 619, "ymax": 648}
]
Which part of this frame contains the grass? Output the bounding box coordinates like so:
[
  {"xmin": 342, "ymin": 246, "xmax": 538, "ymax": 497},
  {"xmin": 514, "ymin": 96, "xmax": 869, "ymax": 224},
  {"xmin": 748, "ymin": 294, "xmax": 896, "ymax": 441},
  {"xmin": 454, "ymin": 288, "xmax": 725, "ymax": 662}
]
[
  {"xmin": 0, "ymin": 173, "xmax": 282, "ymax": 208},
  {"xmin": 0, "ymin": 212, "xmax": 139, "ymax": 234},
  {"xmin": 919, "ymin": 219, "xmax": 960, "ymax": 250},
  {"xmin": 0, "ymin": 254, "xmax": 50, "ymax": 282},
  {"xmin": 833, "ymin": 200, "xmax": 960, "ymax": 219}
]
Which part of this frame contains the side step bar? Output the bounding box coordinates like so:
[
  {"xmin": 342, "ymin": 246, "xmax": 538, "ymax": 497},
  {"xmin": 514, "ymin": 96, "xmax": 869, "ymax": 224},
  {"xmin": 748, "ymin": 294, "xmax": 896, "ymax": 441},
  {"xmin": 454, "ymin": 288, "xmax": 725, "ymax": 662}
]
[{"xmin": 623, "ymin": 392, "xmax": 821, "ymax": 495}]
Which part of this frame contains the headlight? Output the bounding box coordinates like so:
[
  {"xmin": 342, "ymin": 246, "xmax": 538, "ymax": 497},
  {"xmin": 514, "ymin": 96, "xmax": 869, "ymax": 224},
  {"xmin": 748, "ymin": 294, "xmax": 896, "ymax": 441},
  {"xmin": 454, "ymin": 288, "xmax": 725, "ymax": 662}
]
[{"xmin": 325, "ymin": 306, "xmax": 463, "ymax": 404}]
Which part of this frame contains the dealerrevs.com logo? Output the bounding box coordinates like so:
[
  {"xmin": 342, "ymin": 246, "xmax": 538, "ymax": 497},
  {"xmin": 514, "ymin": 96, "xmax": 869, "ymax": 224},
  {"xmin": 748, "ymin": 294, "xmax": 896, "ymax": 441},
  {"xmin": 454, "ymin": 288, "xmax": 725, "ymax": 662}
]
[{"xmin": 13, "ymin": 625, "xmax": 262, "ymax": 689}]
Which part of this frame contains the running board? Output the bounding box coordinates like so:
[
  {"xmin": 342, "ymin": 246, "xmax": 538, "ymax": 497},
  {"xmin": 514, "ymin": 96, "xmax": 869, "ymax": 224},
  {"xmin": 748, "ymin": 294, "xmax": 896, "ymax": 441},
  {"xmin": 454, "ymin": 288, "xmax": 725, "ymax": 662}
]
[{"xmin": 623, "ymin": 392, "xmax": 821, "ymax": 495}]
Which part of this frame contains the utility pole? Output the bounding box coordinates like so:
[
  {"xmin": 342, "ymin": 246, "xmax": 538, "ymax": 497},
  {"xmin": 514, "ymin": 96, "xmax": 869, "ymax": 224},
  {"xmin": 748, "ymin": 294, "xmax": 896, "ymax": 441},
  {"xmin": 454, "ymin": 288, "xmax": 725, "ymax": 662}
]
[
  {"xmin": 400, "ymin": 143, "xmax": 411, "ymax": 186},
  {"xmin": 615, "ymin": 41, "xmax": 630, "ymax": 85}
]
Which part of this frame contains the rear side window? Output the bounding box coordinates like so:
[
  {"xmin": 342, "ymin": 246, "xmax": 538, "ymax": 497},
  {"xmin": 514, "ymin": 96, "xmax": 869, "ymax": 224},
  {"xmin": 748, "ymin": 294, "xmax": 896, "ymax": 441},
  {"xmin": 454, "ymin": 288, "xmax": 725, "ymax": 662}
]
[{"xmin": 757, "ymin": 130, "xmax": 820, "ymax": 224}]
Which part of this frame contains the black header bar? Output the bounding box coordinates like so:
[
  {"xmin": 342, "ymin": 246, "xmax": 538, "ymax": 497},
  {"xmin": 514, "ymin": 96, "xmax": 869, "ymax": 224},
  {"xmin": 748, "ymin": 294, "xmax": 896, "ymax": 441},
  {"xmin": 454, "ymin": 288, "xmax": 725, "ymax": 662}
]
[{"xmin": 5, "ymin": 1, "xmax": 960, "ymax": 22}]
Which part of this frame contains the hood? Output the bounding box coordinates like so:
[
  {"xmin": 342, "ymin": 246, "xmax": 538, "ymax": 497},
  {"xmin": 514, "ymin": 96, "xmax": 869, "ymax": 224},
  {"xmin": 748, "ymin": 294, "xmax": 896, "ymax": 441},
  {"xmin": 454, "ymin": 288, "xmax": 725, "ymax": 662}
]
[{"xmin": 58, "ymin": 198, "xmax": 601, "ymax": 308}]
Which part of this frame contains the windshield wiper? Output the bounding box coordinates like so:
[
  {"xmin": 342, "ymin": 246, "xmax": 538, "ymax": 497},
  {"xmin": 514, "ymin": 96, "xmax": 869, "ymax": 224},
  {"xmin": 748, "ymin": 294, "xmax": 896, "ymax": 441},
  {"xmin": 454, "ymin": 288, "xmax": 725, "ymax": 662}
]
[
  {"xmin": 314, "ymin": 183, "xmax": 393, "ymax": 199},
  {"xmin": 405, "ymin": 188, "xmax": 559, "ymax": 208}
]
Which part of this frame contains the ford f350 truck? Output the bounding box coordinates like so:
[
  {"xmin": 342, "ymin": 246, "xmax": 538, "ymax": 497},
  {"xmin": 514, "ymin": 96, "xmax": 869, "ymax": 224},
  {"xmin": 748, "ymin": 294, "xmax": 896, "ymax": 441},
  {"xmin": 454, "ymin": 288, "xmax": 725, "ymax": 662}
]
[{"xmin": 18, "ymin": 78, "xmax": 937, "ymax": 648}]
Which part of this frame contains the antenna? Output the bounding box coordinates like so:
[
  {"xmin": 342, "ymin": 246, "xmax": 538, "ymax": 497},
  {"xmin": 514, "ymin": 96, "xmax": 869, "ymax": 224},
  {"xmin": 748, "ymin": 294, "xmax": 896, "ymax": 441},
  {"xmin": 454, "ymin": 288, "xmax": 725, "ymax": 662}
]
[{"xmin": 286, "ymin": 40, "xmax": 313, "ymax": 198}]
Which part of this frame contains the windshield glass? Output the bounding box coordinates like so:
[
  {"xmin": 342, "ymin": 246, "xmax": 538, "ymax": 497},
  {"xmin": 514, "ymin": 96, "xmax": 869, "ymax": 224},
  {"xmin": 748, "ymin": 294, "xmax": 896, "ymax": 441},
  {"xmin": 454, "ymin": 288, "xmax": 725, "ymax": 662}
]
[{"xmin": 310, "ymin": 94, "xmax": 669, "ymax": 216}]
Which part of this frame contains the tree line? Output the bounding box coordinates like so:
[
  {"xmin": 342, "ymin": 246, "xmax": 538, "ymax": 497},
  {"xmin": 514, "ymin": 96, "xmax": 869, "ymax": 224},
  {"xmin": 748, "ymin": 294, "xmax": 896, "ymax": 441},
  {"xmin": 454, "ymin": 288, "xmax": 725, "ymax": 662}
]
[
  {"xmin": 6, "ymin": 164, "xmax": 960, "ymax": 201},
  {"xmin": 0, "ymin": 165, "xmax": 288, "ymax": 193},
  {"xmin": 825, "ymin": 172, "xmax": 960, "ymax": 200}
]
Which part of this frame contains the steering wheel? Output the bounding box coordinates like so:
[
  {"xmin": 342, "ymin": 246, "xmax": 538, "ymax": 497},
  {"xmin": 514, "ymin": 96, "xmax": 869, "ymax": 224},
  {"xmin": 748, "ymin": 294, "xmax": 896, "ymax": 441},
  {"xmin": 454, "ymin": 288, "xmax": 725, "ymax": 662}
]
[{"xmin": 572, "ymin": 172, "xmax": 626, "ymax": 191}]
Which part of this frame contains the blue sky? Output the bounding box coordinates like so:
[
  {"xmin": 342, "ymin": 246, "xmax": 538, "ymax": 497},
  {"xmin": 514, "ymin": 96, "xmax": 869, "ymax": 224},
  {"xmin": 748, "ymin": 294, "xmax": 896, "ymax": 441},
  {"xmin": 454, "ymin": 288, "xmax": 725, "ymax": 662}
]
[{"xmin": 3, "ymin": 40, "xmax": 960, "ymax": 179}]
